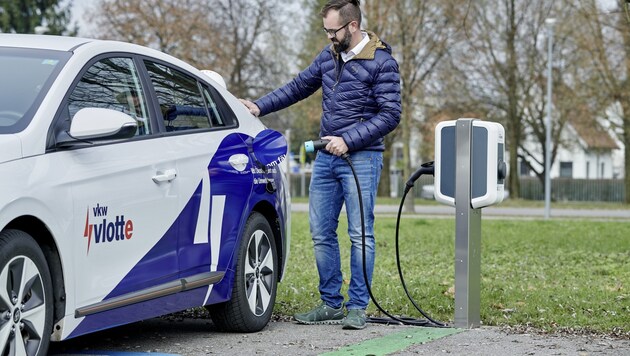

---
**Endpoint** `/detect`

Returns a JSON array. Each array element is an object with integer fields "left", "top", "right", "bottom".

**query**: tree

[
  {"left": 276, "top": 0, "right": 328, "bottom": 155},
  {"left": 431, "top": 0, "right": 627, "bottom": 202},
  {"left": 87, "top": 0, "right": 290, "bottom": 100},
  {"left": 571, "top": 0, "right": 630, "bottom": 203},
  {"left": 0, "top": 0, "right": 75, "bottom": 34},
  {"left": 209, "top": 0, "right": 293, "bottom": 99},
  {"left": 439, "top": 1, "right": 572, "bottom": 198},
  {"left": 520, "top": 2, "right": 612, "bottom": 189},
  {"left": 452, "top": 0, "right": 535, "bottom": 199},
  {"left": 364, "top": 1, "right": 466, "bottom": 207}
]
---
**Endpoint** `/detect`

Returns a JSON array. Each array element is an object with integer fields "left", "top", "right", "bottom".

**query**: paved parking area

[{"left": 49, "top": 318, "right": 629, "bottom": 355}]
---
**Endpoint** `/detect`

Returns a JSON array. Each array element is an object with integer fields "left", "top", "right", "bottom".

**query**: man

[{"left": 240, "top": 0, "right": 400, "bottom": 330}]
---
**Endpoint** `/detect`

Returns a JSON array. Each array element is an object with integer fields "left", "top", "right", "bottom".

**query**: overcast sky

[
  {"left": 68, "top": 0, "right": 621, "bottom": 38},
  {"left": 69, "top": 0, "right": 97, "bottom": 36}
]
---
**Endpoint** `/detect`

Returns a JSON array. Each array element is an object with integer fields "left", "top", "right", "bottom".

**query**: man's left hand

[{"left": 321, "top": 136, "right": 348, "bottom": 156}]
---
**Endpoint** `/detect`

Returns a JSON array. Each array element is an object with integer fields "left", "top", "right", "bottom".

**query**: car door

[
  {"left": 142, "top": 60, "right": 249, "bottom": 302},
  {"left": 56, "top": 56, "right": 182, "bottom": 310}
]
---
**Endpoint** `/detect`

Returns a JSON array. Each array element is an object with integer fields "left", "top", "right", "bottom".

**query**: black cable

[
  {"left": 396, "top": 182, "right": 446, "bottom": 327},
  {"left": 341, "top": 155, "right": 446, "bottom": 327}
]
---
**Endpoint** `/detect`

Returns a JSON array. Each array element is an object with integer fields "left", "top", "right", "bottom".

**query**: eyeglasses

[{"left": 322, "top": 21, "right": 352, "bottom": 37}]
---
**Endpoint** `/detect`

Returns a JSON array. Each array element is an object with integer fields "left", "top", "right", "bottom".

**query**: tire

[
  {"left": 0, "top": 230, "right": 53, "bottom": 356},
  {"left": 208, "top": 212, "right": 278, "bottom": 332}
]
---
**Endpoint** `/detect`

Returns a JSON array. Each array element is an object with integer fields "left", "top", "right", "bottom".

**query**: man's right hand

[{"left": 239, "top": 99, "right": 261, "bottom": 117}]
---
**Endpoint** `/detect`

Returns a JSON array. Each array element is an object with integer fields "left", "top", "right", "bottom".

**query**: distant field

[{"left": 276, "top": 212, "right": 630, "bottom": 336}]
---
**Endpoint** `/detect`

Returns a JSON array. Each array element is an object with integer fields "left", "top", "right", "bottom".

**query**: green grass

[{"left": 275, "top": 213, "right": 630, "bottom": 335}]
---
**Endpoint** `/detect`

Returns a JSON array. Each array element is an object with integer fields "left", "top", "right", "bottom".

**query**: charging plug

[
  {"left": 304, "top": 139, "right": 330, "bottom": 153},
  {"left": 405, "top": 161, "right": 435, "bottom": 192}
]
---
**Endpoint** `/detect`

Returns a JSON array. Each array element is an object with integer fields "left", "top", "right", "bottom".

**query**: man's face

[{"left": 323, "top": 10, "right": 352, "bottom": 53}]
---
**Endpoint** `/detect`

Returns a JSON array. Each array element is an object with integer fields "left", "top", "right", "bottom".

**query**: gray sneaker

[
  {"left": 342, "top": 309, "right": 367, "bottom": 330},
  {"left": 294, "top": 303, "right": 344, "bottom": 325}
]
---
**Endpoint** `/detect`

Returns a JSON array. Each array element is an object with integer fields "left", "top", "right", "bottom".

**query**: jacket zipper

[
  {"left": 333, "top": 57, "right": 346, "bottom": 91},
  {"left": 331, "top": 53, "right": 346, "bottom": 123}
]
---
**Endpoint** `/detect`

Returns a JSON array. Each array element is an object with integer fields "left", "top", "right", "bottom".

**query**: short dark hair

[{"left": 320, "top": 0, "right": 361, "bottom": 27}]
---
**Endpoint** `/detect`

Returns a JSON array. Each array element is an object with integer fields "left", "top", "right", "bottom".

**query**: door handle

[{"left": 152, "top": 169, "right": 177, "bottom": 183}]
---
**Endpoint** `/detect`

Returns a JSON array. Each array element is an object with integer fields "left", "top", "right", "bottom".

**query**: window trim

[
  {"left": 201, "top": 82, "right": 239, "bottom": 128},
  {"left": 46, "top": 52, "right": 163, "bottom": 151},
  {"left": 140, "top": 57, "right": 238, "bottom": 136},
  {"left": 46, "top": 52, "right": 240, "bottom": 152}
]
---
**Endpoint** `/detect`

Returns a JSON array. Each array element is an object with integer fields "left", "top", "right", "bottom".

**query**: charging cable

[{"left": 304, "top": 140, "right": 446, "bottom": 327}]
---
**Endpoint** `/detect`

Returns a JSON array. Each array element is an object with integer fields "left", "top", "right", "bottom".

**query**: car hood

[{"left": 0, "top": 135, "right": 22, "bottom": 164}]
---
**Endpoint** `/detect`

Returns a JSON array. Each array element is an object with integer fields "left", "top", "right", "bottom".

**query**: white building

[
  {"left": 520, "top": 118, "right": 620, "bottom": 179},
  {"left": 412, "top": 108, "right": 622, "bottom": 184}
]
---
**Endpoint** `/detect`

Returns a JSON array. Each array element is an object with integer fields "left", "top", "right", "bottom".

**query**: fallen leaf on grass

[{"left": 444, "top": 286, "right": 455, "bottom": 298}]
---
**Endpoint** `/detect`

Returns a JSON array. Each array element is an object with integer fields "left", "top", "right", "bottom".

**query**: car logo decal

[{"left": 83, "top": 204, "right": 134, "bottom": 255}]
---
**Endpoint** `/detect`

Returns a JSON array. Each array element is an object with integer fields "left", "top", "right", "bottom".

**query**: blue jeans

[{"left": 309, "top": 150, "right": 383, "bottom": 310}]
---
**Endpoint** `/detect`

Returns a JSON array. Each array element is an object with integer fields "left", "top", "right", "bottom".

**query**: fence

[
  {"left": 519, "top": 177, "right": 626, "bottom": 202},
  {"left": 289, "top": 173, "right": 627, "bottom": 202},
  {"left": 288, "top": 173, "right": 435, "bottom": 199}
]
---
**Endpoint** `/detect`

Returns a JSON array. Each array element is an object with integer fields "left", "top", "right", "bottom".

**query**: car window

[
  {"left": 144, "top": 61, "right": 212, "bottom": 132},
  {"left": 201, "top": 85, "right": 236, "bottom": 127},
  {"left": 65, "top": 57, "right": 152, "bottom": 136}
]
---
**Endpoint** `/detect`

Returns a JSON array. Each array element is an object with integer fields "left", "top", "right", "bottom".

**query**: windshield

[{"left": 0, "top": 47, "right": 70, "bottom": 134}]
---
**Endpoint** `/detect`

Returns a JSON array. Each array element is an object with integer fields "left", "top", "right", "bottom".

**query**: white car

[
  {"left": 420, "top": 184, "right": 435, "bottom": 200},
  {"left": 0, "top": 34, "right": 290, "bottom": 355}
]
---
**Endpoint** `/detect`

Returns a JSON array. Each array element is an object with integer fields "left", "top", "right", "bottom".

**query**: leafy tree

[{"left": 0, "top": 0, "right": 75, "bottom": 34}]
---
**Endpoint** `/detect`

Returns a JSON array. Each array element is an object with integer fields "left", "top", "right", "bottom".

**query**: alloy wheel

[
  {"left": 0, "top": 256, "right": 46, "bottom": 356},
  {"left": 244, "top": 230, "right": 275, "bottom": 317}
]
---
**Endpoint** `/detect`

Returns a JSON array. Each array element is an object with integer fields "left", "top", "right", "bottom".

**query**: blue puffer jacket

[{"left": 255, "top": 31, "right": 401, "bottom": 152}]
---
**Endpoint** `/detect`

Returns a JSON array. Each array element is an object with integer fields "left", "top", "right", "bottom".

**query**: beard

[{"left": 332, "top": 30, "right": 352, "bottom": 53}]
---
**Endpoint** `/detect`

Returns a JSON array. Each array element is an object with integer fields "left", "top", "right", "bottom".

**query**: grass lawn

[{"left": 275, "top": 212, "right": 629, "bottom": 336}]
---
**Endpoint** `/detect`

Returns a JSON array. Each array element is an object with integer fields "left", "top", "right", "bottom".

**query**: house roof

[
  {"left": 425, "top": 107, "right": 618, "bottom": 151},
  {"left": 569, "top": 118, "right": 618, "bottom": 150}
]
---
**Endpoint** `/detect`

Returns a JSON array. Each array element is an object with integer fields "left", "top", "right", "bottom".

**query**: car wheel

[
  {"left": 208, "top": 212, "right": 278, "bottom": 332},
  {"left": 0, "top": 230, "right": 53, "bottom": 356}
]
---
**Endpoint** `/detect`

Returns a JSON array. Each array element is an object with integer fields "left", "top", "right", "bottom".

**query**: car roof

[
  {"left": 0, "top": 34, "right": 206, "bottom": 77},
  {"left": 0, "top": 34, "right": 94, "bottom": 51}
]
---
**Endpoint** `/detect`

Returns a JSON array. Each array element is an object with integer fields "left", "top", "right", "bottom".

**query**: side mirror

[
  {"left": 56, "top": 108, "right": 137, "bottom": 147},
  {"left": 252, "top": 129, "right": 287, "bottom": 168}
]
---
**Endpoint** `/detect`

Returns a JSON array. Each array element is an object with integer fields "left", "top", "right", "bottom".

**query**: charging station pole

[{"left": 454, "top": 119, "right": 481, "bottom": 328}]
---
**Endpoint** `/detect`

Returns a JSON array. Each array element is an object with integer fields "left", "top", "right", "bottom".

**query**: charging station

[
  {"left": 303, "top": 118, "right": 506, "bottom": 329},
  {"left": 434, "top": 118, "right": 506, "bottom": 328}
]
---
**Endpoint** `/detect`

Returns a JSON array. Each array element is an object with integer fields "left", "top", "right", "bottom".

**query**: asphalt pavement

[
  {"left": 291, "top": 202, "right": 630, "bottom": 219},
  {"left": 49, "top": 317, "right": 630, "bottom": 355}
]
